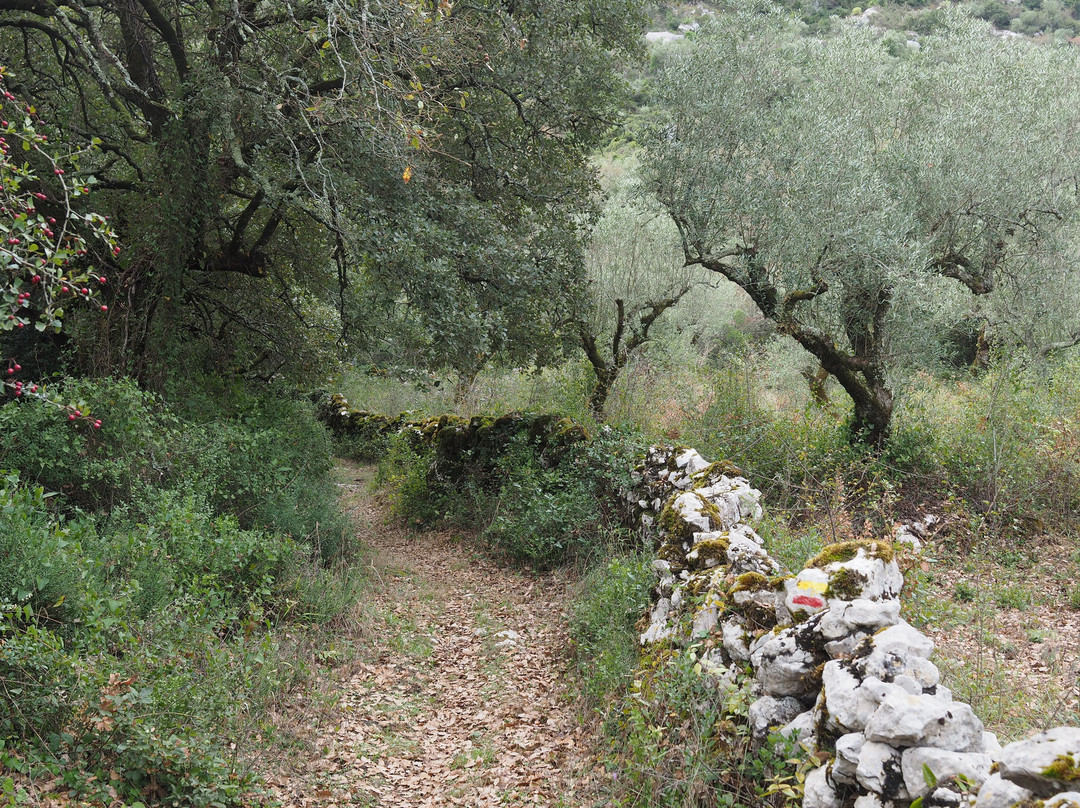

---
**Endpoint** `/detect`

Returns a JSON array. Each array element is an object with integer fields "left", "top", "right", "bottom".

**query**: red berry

[
  {"left": 5, "top": 368, "right": 13, "bottom": 375},
  {"left": 98, "top": 276, "right": 106, "bottom": 283},
  {"left": 31, "top": 275, "right": 40, "bottom": 284},
  {"left": 100, "top": 305, "right": 108, "bottom": 312},
  {"left": 61, "top": 286, "right": 68, "bottom": 293},
  {"left": 13, "top": 364, "right": 20, "bottom": 371},
  {"left": 68, "top": 413, "right": 76, "bottom": 421},
  {"left": 80, "top": 288, "right": 89, "bottom": 295}
]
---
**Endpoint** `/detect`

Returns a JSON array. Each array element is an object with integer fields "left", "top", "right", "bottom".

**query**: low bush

[
  {"left": 0, "top": 377, "right": 170, "bottom": 509},
  {"left": 0, "top": 377, "right": 363, "bottom": 805},
  {"left": 600, "top": 645, "right": 808, "bottom": 808},
  {"left": 570, "top": 553, "right": 655, "bottom": 705}
]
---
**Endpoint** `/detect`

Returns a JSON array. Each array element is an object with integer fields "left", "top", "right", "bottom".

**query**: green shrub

[
  {"left": 602, "top": 647, "right": 808, "bottom": 808},
  {"left": 169, "top": 387, "right": 352, "bottom": 562},
  {"left": 0, "top": 377, "right": 171, "bottom": 510},
  {"left": 0, "top": 473, "right": 95, "bottom": 625},
  {"left": 481, "top": 433, "right": 611, "bottom": 568},
  {"left": 376, "top": 432, "right": 470, "bottom": 526},
  {"left": 570, "top": 553, "right": 655, "bottom": 704},
  {"left": 95, "top": 490, "right": 300, "bottom": 619}
]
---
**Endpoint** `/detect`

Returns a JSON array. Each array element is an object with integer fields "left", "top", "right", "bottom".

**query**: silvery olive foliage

[{"left": 644, "top": 3, "right": 1080, "bottom": 444}]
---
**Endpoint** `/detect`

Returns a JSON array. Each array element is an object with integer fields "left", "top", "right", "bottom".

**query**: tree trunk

[{"left": 588, "top": 368, "right": 617, "bottom": 421}]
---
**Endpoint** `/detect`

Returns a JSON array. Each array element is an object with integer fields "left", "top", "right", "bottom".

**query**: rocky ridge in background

[{"left": 632, "top": 445, "right": 1080, "bottom": 808}]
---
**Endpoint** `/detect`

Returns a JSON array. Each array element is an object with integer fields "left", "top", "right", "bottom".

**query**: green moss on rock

[
  {"left": 807, "top": 540, "right": 895, "bottom": 569},
  {"left": 825, "top": 567, "right": 869, "bottom": 600},
  {"left": 1042, "top": 754, "right": 1080, "bottom": 782},
  {"left": 732, "top": 572, "right": 770, "bottom": 593}
]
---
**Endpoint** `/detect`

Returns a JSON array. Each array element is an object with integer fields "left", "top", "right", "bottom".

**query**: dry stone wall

[{"left": 633, "top": 445, "right": 1080, "bottom": 808}]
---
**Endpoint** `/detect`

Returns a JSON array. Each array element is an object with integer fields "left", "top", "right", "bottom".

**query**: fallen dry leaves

[{"left": 262, "top": 465, "right": 608, "bottom": 807}]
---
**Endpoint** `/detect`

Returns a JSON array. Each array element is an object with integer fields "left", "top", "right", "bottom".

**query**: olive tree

[
  {"left": 643, "top": 5, "right": 1080, "bottom": 445},
  {"left": 576, "top": 180, "right": 704, "bottom": 419}
]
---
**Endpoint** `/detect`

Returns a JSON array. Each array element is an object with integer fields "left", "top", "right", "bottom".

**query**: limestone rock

[
  {"left": 779, "top": 709, "right": 817, "bottom": 749},
  {"left": 833, "top": 732, "right": 865, "bottom": 785},
  {"left": 856, "top": 740, "right": 908, "bottom": 799},
  {"left": 870, "top": 621, "right": 935, "bottom": 659},
  {"left": 853, "top": 795, "right": 884, "bottom": 808},
  {"left": 785, "top": 568, "right": 830, "bottom": 616},
  {"left": 923, "top": 785, "right": 976, "bottom": 808},
  {"left": 1043, "top": 792, "right": 1080, "bottom": 808},
  {"left": 998, "top": 727, "right": 1080, "bottom": 797},
  {"left": 692, "top": 595, "right": 720, "bottom": 639},
  {"left": 817, "top": 598, "right": 903, "bottom": 657},
  {"left": 749, "top": 695, "right": 805, "bottom": 741},
  {"left": 821, "top": 662, "right": 897, "bottom": 734},
  {"left": 814, "top": 543, "right": 903, "bottom": 602},
  {"left": 751, "top": 627, "right": 825, "bottom": 698},
  {"left": 973, "top": 772, "right": 1033, "bottom": 808},
  {"left": 721, "top": 616, "right": 752, "bottom": 662},
  {"left": 865, "top": 691, "right": 985, "bottom": 752},
  {"left": 727, "top": 526, "right": 779, "bottom": 576},
  {"left": 641, "top": 597, "right": 674, "bottom": 644},
  {"left": 804, "top": 765, "right": 841, "bottom": 808},
  {"left": 652, "top": 559, "right": 676, "bottom": 598},
  {"left": 902, "top": 747, "right": 993, "bottom": 797}
]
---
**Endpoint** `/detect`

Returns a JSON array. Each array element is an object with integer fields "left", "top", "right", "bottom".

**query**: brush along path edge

[{"left": 264, "top": 463, "right": 603, "bottom": 808}]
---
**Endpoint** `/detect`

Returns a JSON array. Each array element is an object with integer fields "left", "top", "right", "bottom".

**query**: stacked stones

[{"left": 634, "top": 446, "right": 1080, "bottom": 808}]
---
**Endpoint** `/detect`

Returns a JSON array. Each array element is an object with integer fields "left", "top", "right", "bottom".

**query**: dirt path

[{"left": 265, "top": 464, "right": 607, "bottom": 808}]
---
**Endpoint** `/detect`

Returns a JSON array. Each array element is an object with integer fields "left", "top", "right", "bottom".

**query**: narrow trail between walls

[{"left": 265, "top": 463, "right": 608, "bottom": 808}]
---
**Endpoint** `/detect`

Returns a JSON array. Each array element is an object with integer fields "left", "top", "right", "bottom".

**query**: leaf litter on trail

[{"left": 263, "top": 464, "right": 607, "bottom": 807}]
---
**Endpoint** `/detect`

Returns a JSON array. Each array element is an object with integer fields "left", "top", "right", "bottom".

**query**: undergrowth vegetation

[
  {"left": 0, "top": 377, "right": 360, "bottom": 807},
  {"left": 372, "top": 423, "right": 648, "bottom": 568}
]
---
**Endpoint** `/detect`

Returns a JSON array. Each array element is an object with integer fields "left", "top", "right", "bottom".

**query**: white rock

[
  {"left": 821, "top": 662, "right": 898, "bottom": 734},
  {"left": 692, "top": 606, "right": 718, "bottom": 640},
  {"left": 722, "top": 617, "right": 753, "bottom": 662},
  {"left": 857, "top": 741, "right": 909, "bottom": 799},
  {"left": 779, "top": 709, "right": 817, "bottom": 749},
  {"left": 818, "top": 545, "right": 903, "bottom": 602},
  {"left": 817, "top": 598, "right": 902, "bottom": 656},
  {"left": 974, "top": 772, "right": 1033, "bottom": 808},
  {"left": 998, "top": 727, "right": 1080, "bottom": 797},
  {"left": 871, "top": 621, "right": 935, "bottom": 659},
  {"left": 671, "top": 492, "right": 713, "bottom": 532},
  {"left": 727, "top": 529, "right": 780, "bottom": 576},
  {"left": 751, "top": 628, "right": 824, "bottom": 698},
  {"left": 865, "top": 691, "right": 985, "bottom": 752},
  {"left": 895, "top": 527, "right": 923, "bottom": 551},
  {"left": 1043, "top": 792, "right": 1080, "bottom": 808},
  {"left": 861, "top": 645, "right": 941, "bottom": 690},
  {"left": 902, "top": 748, "right": 993, "bottom": 797},
  {"left": 854, "top": 795, "right": 884, "bottom": 808},
  {"left": 804, "top": 765, "right": 841, "bottom": 808},
  {"left": 749, "top": 696, "right": 805, "bottom": 740},
  {"left": 675, "top": 449, "right": 710, "bottom": 475},
  {"left": 785, "top": 568, "right": 830, "bottom": 616},
  {"left": 833, "top": 733, "right": 865, "bottom": 785},
  {"left": 983, "top": 732, "right": 1003, "bottom": 759},
  {"left": 640, "top": 597, "right": 674, "bottom": 644}
]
